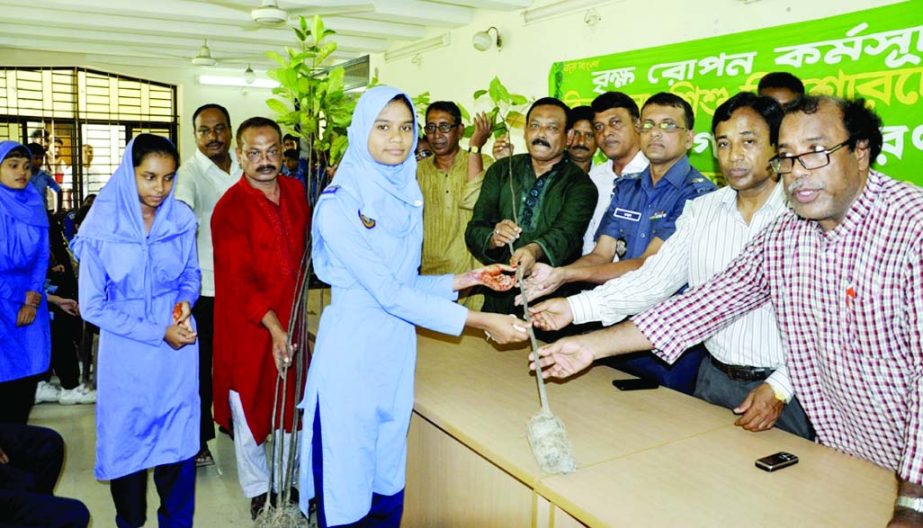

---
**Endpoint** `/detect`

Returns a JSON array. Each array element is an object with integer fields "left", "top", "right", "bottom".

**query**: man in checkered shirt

[{"left": 532, "top": 95, "right": 923, "bottom": 526}]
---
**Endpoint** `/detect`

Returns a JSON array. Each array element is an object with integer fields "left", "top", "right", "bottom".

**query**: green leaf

[
  {"left": 316, "top": 42, "right": 338, "bottom": 65},
  {"left": 507, "top": 110, "right": 526, "bottom": 129},
  {"left": 327, "top": 66, "right": 345, "bottom": 94},
  {"left": 457, "top": 102, "right": 470, "bottom": 122},
  {"left": 294, "top": 27, "right": 307, "bottom": 43},
  {"left": 265, "top": 50, "right": 288, "bottom": 67},
  {"left": 329, "top": 134, "right": 349, "bottom": 165},
  {"left": 488, "top": 76, "right": 510, "bottom": 104},
  {"left": 473, "top": 89, "right": 487, "bottom": 100},
  {"left": 510, "top": 94, "right": 528, "bottom": 105},
  {"left": 299, "top": 15, "right": 307, "bottom": 33},
  {"left": 462, "top": 125, "right": 474, "bottom": 138},
  {"left": 266, "top": 98, "right": 291, "bottom": 116},
  {"left": 312, "top": 15, "right": 325, "bottom": 46},
  {"left": 492, "top": 124, "right": 508, "bottom": 138}
]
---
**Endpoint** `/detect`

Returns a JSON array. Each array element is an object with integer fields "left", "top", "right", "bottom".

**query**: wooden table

[{"left": 306, "top": 290, "right": 895, "bottom": 527}]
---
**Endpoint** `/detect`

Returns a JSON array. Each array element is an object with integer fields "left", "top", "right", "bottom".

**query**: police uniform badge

[{"left": 358, "top": 210, "right": 376, "bottom": 229}]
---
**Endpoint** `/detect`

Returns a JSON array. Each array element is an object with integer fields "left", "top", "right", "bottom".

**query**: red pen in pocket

[{"left": 845, "top": 284, "right": 856, "bottom": 309}]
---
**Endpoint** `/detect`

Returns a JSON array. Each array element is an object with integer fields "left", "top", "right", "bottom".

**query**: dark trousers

[
  {"left": 49, "top": 309, "right": 82, "bottom": 389},
  {"left": 603, "top": 344, "right": 708, "bottom": 395},
  {"left": 0, "top": 423, "right": 89, "bottom": 528},
  {"left": 0, "top": 375, "right": 38, "bottom": 424},
  {"left": 312, "top": 404, "right": 403, "bottom": 528},
  {"left": 109, "top": 457, "right": 195, "bottom": 528},
  {"left": 694, "top": 357, "right": 815, "bottom": 440},
  {"left": 194, "top": 296, "right": 215, "bottom": 448}
]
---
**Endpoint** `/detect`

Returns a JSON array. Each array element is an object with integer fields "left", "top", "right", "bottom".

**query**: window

[{"left": 0, "top": 67, "right": 177, "bottom": 209}]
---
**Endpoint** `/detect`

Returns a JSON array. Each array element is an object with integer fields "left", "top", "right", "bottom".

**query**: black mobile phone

[
  {"left": 612, "top": 378, "right": 659, "bottom": 391},
  {"left": 755, "top": 451, "right": 799, "bottom": 472}
]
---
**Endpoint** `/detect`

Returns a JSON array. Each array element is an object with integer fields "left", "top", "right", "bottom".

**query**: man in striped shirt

[
  {"left": 533, "top": 95, "right": 923, "bottom": 525},
  {"left": 530, "top": 92, "right": 813, "bottom": 438}
]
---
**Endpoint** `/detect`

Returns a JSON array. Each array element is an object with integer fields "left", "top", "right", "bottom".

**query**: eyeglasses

[
  {"left": 415, "top": 149, "right": 433, "bottom": 161},
  {"left": 423, "top": 122, "right": 458, "bottom": 134},
  {"left": 196, "top": 124, "right": 228, "bottom": 137},
  {"left": 244, "top": 148, "right": 282, "bottom": 162},
  {"left": 639, "top": 121, "right": 686, "bottom": 134},
  {"left": 770, "top": 139, "right": 850, "bottom": 174}
]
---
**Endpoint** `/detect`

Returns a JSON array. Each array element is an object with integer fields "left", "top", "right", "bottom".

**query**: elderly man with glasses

[
  {"left": 520, "top": 92, "right": 715, "bottom": 393},
  {"left": 416, "top": 101, "right": 493, "bottom": 309},
  {"left": 534, "top": 95, "right": 923, "bottom": 527}
]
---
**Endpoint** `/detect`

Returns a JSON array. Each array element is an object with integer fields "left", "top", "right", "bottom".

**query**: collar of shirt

[
  {"left": 717, "top": 178, "right": 787, "bottom": 221},
  {"left": 641, "top": 155, "right": 691, "bottom": 193},
  {"left": 192, "top": 147, "right": 241, "bottom": 177},
  {"left": 421, "top": 149, "right": 468, "bottom": 176}
]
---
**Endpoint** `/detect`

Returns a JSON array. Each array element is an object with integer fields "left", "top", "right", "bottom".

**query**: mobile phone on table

[
  {"left": 755, "top": 451, "right": 799, "bottom": 472},
  {"left": 612, "top": 378, "right": 659, "bottom": 391}
]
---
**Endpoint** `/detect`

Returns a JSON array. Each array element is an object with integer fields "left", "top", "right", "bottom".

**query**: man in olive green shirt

[
  {"left": 418, "top": 101, "right": 493, "bottom": 309},
  {"left": 466, "top": 97, "right": 598, "bottom": 314}
]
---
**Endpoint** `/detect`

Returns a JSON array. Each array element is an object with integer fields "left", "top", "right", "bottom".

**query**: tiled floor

[{"left": 30, "top": 402, "right": 253, "bottom": 527}]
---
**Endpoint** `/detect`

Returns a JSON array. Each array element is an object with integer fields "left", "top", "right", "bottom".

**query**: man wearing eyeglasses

[
  {"left": 174, "top": 103, "right": 242, "bottom": 468},
  {"left": 211, "top": 117, "right": 310, "bottom": 517},
  {"left": 582, "top": 92, "right": 649, "bottom": 256},
  {"left": 417, "top": 101, "right": 492, "bottom": 309},
  {"left": 534, "top": 96, "right": 923, "bottom": 525},
  {"left": 521, "top": 92, "right": 715, "bottom": 393}
]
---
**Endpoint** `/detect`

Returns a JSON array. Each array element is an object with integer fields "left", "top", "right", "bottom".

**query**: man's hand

[
  {"left": 528, "top": 298, "right": 574, "bottom": 331},
  {"left": 469, "top": 112, "right": 492, "bottom": 150},
  {"left": 491, "top": 219, "right": 521, "bottom": 249},
  {"left": 48, "top": 295, "right": 79, "bottom": 317},
  {"left": 733, "top": 383, "right": 784, "bottom": 432},
  {"left": 270, "top": 328, "right": 293, "bottom": 376},
  {"left": 0, "top": 446, "right": 8, "bottom": 464},
  {"left": 531, "top": 336, "right": 595, "bottom": 379},
  {"left": 511, "top": 246, "right": 541, "bottom": 278},
  {"left": 165, "top": 324, "right": 197, "bottom": 350},
  {"left": 24, "top": 291, "right": 41, "bottom": 308},
  {"left": 516, "top": 263, "right": 566, "bottom": 304},
  {"left": 492, "top": 134, "right": 513, "bottom": 160},
  {"left": 16, "top": 305, "right": 36, "bottom": 327}
]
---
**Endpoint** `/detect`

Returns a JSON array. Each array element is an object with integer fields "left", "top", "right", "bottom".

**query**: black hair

[
  {"left": 711, "top": 92, "right": 784, "bottom": 146},
  {"left": 283, "top": 133, "right": 298, "bottom": 143},
  {"left": 235, "top": 116, "right": 283, "bottom": 146},
  {"left": 425, "top": 101, "right": 462, "bottom": 126},
  {"left": 526, "top": 97, "right": 570, "bottom": 123},
  {"left": 643, "top": 92, "right": 695, "bottom": 129},
  {"left": 566, "top": 105, "right": 595, "bottom": 131},
  {"left": 192, "top": 103, "right": 232, "bottom": 128},
  {"left": 26, "top": 142, "right": 45, "bottom": 157},
  {"left": 590, "top": 91, "right": 640, "bottom": 121},
  {"left": 130, "top": 133, "right": 179, "bottom": 168},
  {"left": 53, "top": 137, "right": 64, "bottom": 146},
  {"left": 784, "top": 95, "right": 883, "bottom": 165},
  {"left": 30, "top": 129, "right": 50, "bottom": 141},
  {"left": 284, "top": 148, "right": 299, "bottom": 161},
  {"left": 388, "top": 94, "right": 414, "bottom": 113},
  {"left": 757, "top": 72, "right": 805, "bottom": 96}
]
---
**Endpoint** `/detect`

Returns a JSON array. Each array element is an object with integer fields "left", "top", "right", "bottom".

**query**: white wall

[
  {"left": 0, "top": 48, "right": 276, "bottom": 160},
  {"left": 376, "top": 0, "right": 904, "bottom": 142}
]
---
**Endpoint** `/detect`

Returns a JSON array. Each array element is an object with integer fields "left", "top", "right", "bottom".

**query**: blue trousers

[
  {"left": 109, "top": 457, "right": 195, "bottom": 528},
  {"left": 604, "top": 344, "right": 708, "bottom": 395},
  {"left": 312, "top": 404, "right": 404, "bottom": 528},
  {"left": 0, "top": 423, "right": 89, "bottom": 527}
]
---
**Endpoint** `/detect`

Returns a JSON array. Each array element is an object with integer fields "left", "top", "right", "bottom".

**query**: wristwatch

[
  {"left": 896, "top": 496, "right": 923, "bottom": 513},
  {"left": 468, "top": 145, "right": 482, "bottom": 154}
]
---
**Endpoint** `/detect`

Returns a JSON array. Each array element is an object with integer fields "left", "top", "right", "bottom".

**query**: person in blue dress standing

[
  {"left": 299, "top": 86, "right": 529, "bottom": 527},
  {"left": 0, "top": 141, "right": 50, "bottom": 425},
  {"left": 73, "top": 134, "right": 201, "bottom": 528}
]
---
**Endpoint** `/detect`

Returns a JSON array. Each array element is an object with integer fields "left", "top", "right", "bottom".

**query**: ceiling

[{"left": 0, "top": 0, "right": 532, "bottom": 72}]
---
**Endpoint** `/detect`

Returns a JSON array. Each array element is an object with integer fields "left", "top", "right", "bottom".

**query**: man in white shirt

[
  {"left": 174, "top": 103, "right": 243, "bottom": 465},
  {"left": 530, "top": 92, "right": 813, "bottom": 438},
  {"left": 582, "top": 92, "right": 649, "bottom": 255}
]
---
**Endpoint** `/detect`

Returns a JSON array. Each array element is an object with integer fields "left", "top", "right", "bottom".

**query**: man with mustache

[
  {"left": 522, "top": 92, "right": 715, "bottom": 393},
  {"left": 211, "top": 117, "right": 310, "bottom": 517},
  {"left": 529, "top": 92, "right": 813, "bottom": 438},
  {"left": 418, "top": 101, "right": 493, "bottom": 309},
  {"left": 533, "top": 96, "right": 923, "bottom": 526},
  {"left": 174, "top": 103, "right": 242, "bottom": 468},
  {"left": 466, "top": 97, "right": 597, "bottom": 315}
]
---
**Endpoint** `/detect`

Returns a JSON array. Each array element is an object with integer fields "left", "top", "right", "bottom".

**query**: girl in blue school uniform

[
  {"left": 300, "top": 86, "right": 528, "bottom": 527},
  {"left": 73, "top": 134, "right": 200, "bottom": 528}
]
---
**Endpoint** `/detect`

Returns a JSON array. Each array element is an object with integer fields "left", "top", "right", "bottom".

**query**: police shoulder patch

[{"left": 322, "top": 185, "right": 340, "bottom": 195}]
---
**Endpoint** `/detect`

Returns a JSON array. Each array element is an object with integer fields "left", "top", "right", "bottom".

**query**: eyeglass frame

[
  {"left": 769, "top": 139, "right": 851, "bottom": 174},
  {"left": 423, "top": 122, "right": 461, "bottom": 134},
  {"left": 243, "top": 147, "right": 282, "bottom": 163},
  {"left": 638, "top": 120, "right": 687, "bottom": 134}
]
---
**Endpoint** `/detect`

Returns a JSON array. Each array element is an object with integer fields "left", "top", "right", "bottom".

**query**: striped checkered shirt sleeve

[
  {"left": 899, "top": 234, "right": 923, "bottom": 483},
  {"left": 632, "top": 227, "right": 773, "bottom": 363}
]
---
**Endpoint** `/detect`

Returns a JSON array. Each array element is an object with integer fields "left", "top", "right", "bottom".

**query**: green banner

[{"left": 549, "top": 1, "right": 923, "bottom": 186}]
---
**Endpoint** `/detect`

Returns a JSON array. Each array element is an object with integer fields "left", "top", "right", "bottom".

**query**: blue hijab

[
  {"left": 332, "top": 86, "right": 422, "bottom": 233},
  {"left": 0, "top": 141, "right": 48, "bottom": 228},
  {"left": 74, "top": 137, "right": 195, "bottom": 247}
]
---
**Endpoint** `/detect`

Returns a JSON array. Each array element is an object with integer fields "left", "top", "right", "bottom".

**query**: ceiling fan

[{"left": 204, "top": 0, "right": 375, "bottom": 26}]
